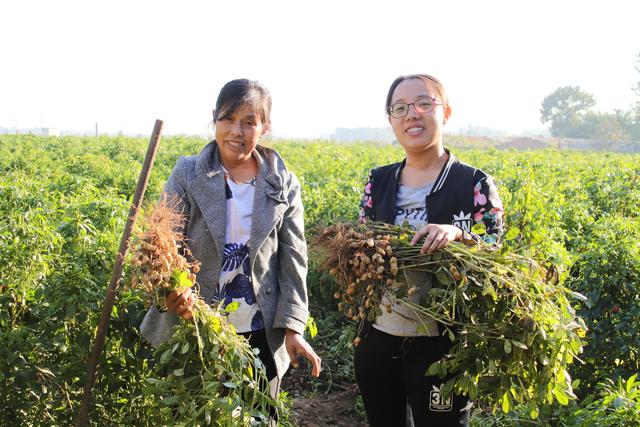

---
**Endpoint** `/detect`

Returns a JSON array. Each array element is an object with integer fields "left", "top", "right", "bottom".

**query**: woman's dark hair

[
  {"left": 385, "top": 74, "right": 449, "bottom": 114},
  {"left": 213, "top": 79, "right": 272, "bottom": 124}
]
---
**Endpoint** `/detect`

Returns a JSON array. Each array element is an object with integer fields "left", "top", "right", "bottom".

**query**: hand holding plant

[{"left": 128, "top": 198, "right": 282, "bottom": 425}]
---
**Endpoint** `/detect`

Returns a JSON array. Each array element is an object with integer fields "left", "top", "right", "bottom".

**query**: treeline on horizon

[{"left": 540, "top": 53, "right": 640, "bottom": 147}]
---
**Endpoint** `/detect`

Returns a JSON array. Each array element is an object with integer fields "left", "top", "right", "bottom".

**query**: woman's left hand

[
  {"left": 284, "top": 329, "right": 322, "bottom": 377},
  {"left": 410, "top": 224, "right": 462, "bottom": 254}
]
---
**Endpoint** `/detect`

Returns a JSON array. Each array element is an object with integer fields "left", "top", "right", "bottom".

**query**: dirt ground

[
  {"left": 282, "top": 368, "right": 367, "bottom": 426},
  {"left": 290, "top": 386, "right": 366, "bottom": 427}
]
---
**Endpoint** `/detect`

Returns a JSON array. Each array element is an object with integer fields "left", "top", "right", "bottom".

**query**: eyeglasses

[{"left": 386, "top": 97, "right": 442, "bottom": 118}]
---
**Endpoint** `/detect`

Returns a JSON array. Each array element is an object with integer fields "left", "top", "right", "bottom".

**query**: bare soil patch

[{"left": 282, "top": 366, "right": 366, "bottom": 426}]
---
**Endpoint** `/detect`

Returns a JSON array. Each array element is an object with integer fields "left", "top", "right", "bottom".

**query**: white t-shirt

[
  {"left": 373, "top": 181, "right": 439, "bottom": 337},
  {"left": 211, "top": 168, "right": 264, "bottom": 333}
]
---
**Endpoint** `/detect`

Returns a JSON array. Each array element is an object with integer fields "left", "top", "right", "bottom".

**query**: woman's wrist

[
  {"left": 285, "top": 328, "right": 300, "bottom": 337},
  {"left": 454, "top": 226, "right": 463, "bottom": 240}
]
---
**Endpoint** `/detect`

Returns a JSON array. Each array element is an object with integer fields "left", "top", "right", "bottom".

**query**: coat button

[{"left": 265, "top": 287, "right": 272, "bottom": 295}]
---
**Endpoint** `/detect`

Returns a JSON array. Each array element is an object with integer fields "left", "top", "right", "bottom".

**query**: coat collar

[
  {"left": 188, "top": 141, "right": 288, "bottom": 267},
  {"left": 249, "top": 145, "right": 288, "bottom": 266},
  {"left": 394, "top": 147, "right": 457, "bottom": 195},
  {"left": 431, "top": 148, "right": 456, "bottom": 193}
]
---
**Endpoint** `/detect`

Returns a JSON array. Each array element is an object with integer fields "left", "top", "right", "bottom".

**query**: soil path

[
  {"left": 282, "top": 368, "right": 367, "bottom": 426},
  {"left": 290, "top": 386, "right": 366, "bottom": 427}
]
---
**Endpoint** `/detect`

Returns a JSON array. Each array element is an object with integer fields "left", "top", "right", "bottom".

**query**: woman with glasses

[
  {"left": 355, "top": 74, "right": 503, "bottom": 426},
  {"left": 140, "top": 79, "right": 321, "bottom": 421}
]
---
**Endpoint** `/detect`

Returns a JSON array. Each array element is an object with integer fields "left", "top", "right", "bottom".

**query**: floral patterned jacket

[{"left": 359, "top": 150, "right": 504, "bottom": 244}]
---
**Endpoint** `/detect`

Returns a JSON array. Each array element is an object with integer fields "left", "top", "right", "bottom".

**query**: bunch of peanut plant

[
  {"left": 129, "top": 199, "right": 278, "bottom": 426},
  {"left": 314, "top": 221, "right": 586, "bottom": 417}
]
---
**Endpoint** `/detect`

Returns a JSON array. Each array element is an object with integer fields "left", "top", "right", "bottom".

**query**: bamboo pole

[{"left": 76, "top": 119, "right": 164, "bottom": 426}]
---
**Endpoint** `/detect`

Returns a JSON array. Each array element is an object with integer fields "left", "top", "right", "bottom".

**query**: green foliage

[
  {"left": 0, "top": 135, "right": 639, "bottom": 424},
  {"left": 567, "top": 215, "right": 640, "bottom": 391},
  {"left": 144, "top": 308, "right": 276, "bottom": 426},
  {"left": 297, "top": 310, "right": 357, "bottom": 394},
  {"left": 566, "top": 374, "right": 640, "bottom": 427},
  {"left": 582, "top": 110, "right": 635, "bottom": 145},
  {"left": 0, "top": 165, "right": 154, "bottom": 424},
  {"left": 470, "top": 374, "right": 640, "bottom": 427},
  {"left": 318, "top": 221, "right": 585, "bottom": 415}
]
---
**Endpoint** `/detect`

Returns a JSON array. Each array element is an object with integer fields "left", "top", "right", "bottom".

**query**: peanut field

[{"left": 1, "top": 135, "right": 638, "bottom": 426}]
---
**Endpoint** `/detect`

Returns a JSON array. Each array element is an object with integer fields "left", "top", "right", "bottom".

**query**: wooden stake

[{"left": 76, "top": 119, "right": 163, "bottom": 426}]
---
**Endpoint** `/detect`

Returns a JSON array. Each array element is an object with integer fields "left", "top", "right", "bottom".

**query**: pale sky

[{"left": 1, "top": 0, "right": 639, "bottom": 138}]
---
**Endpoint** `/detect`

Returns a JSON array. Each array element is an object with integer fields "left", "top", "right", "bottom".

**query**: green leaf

[
  {"left": 569, "top": 291, "right": 588, "bottom": 302},
  {"left": 441, "top": 380, "right": 454, "bottom": 400},
  {"left": 178, "top": 271, "right": 193, "bottom": 288},
  {"left": 66, "top": 304, "right": 76, "bottom": 318},
  {"left": 246, "top": 364, "right": 253, "bottom": 379},
  {"left": 211, "top": 317, "right": 222, "bottom": 334},
  {"left": 627, "top": 374, "right": 637, "bottom": 394},
  {"left": 539, "top": 354, "right": 549, "bottom": 365},
  {"left": 305, "top": 316, "right": 318, "bottom": 339},
  {"left": 160, "top": 348, "right": 172, "bottom": 364},
  {"left": 171, "top": 269, "right": 193, "bottom": 288},
  {"left": 511, "top": 340, "right": 527, "bottom": 350},
  {"left": 501, "top": 391, "right": 510, "bottom": 413},
  {"left": 503, "top": 340, "right": 512, "bottom": 354},
  {"left": 504, "top": 227, "right": 519, "bottom": 241},
  {"left": 439, "top": 360, "right": 447, "bottom": 378},
  {"left": 163, "top": 395, "right": 183, "bottom": 405},
  {"left": 472, "top": 222, "right": 486, "bottom": 235},
  {"left": 482, "top": 282, "right": 497, "bottom": 300},
  {"left": 426, "top": 361, "right": 440, "bottom": 376},
  {"left": 181, "top": 341, "right": 190, "bottom": 354},
  {"left": 435, "top": 267, "right": 453, "bottom": 285},
  {"left": 447, "top": 329, "right": 455, "bottom": 342},
  {"left": 171, "top": 269, "right": 182, "bottom": 285},
  {"left": 173, "top": 368, "right": 184, "bottom": 377},
  {"left": 553, "top": 385, "right": 569, "bottom": 405},
  {"left": 224, "top": 302, "right": 240, "bottom": 313}
]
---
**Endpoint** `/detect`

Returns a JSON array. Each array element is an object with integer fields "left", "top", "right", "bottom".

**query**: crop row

[{"left": 0, "top": 135, "right": 638, "bottom": 425}]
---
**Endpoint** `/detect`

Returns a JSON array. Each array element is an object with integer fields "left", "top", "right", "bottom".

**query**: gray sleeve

[
  {"left": 139, "top": 306, "right": 180, "bottom": 348},
  {"left": 272, "top": 172, "right": 309, "bottom": 334}
]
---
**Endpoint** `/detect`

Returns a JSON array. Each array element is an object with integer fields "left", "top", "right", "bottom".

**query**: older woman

[{"left": 141, "top": 79, "right": 320, "bottom": 407}]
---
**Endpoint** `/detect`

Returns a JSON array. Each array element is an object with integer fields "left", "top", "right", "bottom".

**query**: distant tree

[
  {"left": 582, "top": 110, "right": 634, "bottom": 146},
  {"left": 540, "top": 86, "right": 596, "bottom": 137}
]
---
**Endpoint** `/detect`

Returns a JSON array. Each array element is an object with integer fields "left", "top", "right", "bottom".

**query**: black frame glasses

[{"left": 386, "top": 97, "right": 442, "bottom": 118}]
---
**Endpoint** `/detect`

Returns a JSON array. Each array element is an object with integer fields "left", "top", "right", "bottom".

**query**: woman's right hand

[
  {"left": 410, "top": 223, "right": 462, "bottom": 254},
  {"left": 165, "top": 288, "right": 195, "bottom": 320}
]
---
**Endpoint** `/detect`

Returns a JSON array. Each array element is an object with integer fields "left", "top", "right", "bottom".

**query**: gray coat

[{"left": 140, "top": 141, "right": 309, "bottom": 378}]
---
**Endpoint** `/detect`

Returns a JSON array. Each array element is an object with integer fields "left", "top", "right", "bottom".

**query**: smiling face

[
  {"left": 215, "top": 103, "right": 269, "bottom": 168},
  {"left": 388, "top": 77, "right": 451, "bottom": 155}
]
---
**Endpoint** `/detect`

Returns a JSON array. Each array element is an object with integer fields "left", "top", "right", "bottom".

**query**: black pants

[
  {"left": 240, "top": 329, "right": 280, "bottom": 422},
  {"left": 354, "top": 327, "right": 470, "bottom": 427}
]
